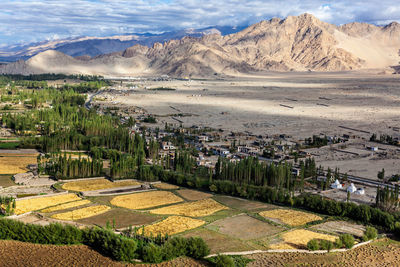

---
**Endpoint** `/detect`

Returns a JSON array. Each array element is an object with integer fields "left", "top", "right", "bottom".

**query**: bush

[
  {"left": 186, "top": 237, "right": 210, "bottom": 259},
  {"left": 142, "top": 243, "right": 164, "bottom": 263},
  {"left": 307, "top": 239, "right": 320, "bottom": 251},
  {"left": 83, "top": 228, "right": 137, "bottom": 262},
  {"left": 363, "top": 226, "right": 378, "bottom": 241},
  {"left": 161, "top": 237, "right": 188, "bottom": 260},
  {"left": 319, "top": 239, "right": 334, "bottom": 251},
  {"left": 334, "top": 238, "right": 343, "bottom": 249},
  {"left": 339, "top": 234, "right": 355, "bottom": 249},
  {"left": 214, "top": 254, "right": 235, "bottom": 267}
]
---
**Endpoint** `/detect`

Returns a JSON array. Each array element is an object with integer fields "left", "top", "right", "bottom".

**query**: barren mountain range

[{"left": 1, "top": 13, "right": 400, "bottom": 77}]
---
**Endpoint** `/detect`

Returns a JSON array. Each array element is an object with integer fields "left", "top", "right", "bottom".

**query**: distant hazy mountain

[
  {"left": 1, "top": 14, "right": 399, "bottom": 77},
  {"left": 0, "top": 26, "right": 245, "bottom": 62}
]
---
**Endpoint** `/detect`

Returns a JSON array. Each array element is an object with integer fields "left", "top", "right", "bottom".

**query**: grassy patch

[
  {"left": 76, "top": 208, "right": 162, "bottom": 229},
  {"left": 179, "top": 228, "right": 254, "bottom": 254},
  {"left": 0, "top": 174, "right": 15, "bottom": 187},
  {"left": 201, "top": 209, "right": 242, "bottom": 223},
  {"left": 0, "top": 142, "right": 19, "bottom": 149}
]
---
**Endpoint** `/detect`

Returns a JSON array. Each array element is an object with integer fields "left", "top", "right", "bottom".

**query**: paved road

[
  {"left": 345, "top": 174, "right": 396, "bottom": 189},
  {"left": 84, "top": 91, "right": 102, "bottom": 110}
]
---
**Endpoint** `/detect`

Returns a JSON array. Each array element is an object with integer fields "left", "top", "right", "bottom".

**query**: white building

[
  {"left": 347, "top": 183, "right": 357, "bottom": 193},
  {"left": 331, "top": 179, "right": 343, "bottom": 189},
  {"left": 161, "top": 142, "right": 175, "bottom": 150},
  {"left": 355, "top": 188, "right": 365, "bottom": 195}
]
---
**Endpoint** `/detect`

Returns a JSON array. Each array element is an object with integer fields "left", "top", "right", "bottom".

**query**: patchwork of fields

[{"left": 7, "top": 176, "right": 369, "bottom": 254}]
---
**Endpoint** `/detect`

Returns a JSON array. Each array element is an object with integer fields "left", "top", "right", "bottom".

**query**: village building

[
  {"left": 347, "top": 183, "right": 357, "bottom": 193},
  {"left": 331, "top": 179, "right": 343, "bottom": 189}
]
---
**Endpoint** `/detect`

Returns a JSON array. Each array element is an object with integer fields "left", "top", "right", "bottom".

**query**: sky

[{"left": 1, "top": 0, "right": 400, "bottom": 47}]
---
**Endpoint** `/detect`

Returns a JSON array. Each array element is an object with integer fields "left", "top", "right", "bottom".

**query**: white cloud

[{"left": 0, "top": 0, "right": 399, "bottom": 46}]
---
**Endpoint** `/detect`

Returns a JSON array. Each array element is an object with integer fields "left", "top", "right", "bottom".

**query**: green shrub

[
  {"left": 363, "top": 226, "right": 378, "bottom": 241},
  {"left": 83, "top": 228, "right": 137, "bottom": 262},
  {"left": 319, "top": 239, "right": 333, "bottom": 251},
  {"left": 339, "top": 234, "right": 355, "bottom": 249},
  {"left": 162, "top": 237, "right": 188, "bottom": 260},
  {"left": 214, "top": 254, "right": 235, "bottom": 267},
  {"left": 142, "top": 243, "right": 163, "bottom": 263},
  {"left": 334, "top": 238, "right": 343, "bottom": 249},
  {"left": 307, "top": 239, "right": 319, "bottom": 251},
  {"left": 186, "top": 237, "right": 210, "bottom": 259}
]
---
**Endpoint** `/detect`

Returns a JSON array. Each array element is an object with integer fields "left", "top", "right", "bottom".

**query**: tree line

[{"left": 0, "top": 218, "right": 209, "bottom": 264}]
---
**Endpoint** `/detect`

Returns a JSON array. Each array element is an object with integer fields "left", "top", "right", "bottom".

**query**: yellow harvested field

[
  {"left": 0, "top": 156, "right": 37, "bottom": 174},
  {"left": 15, "top": 194, "right": 81, "bottom": 215},
  {"left": 152, "top": 183, "right": 179, "bottom": 190},
  {"left": 150, "top": 198, "right": 228, "bottom": 217},
  {"left": 140, "top": 216, "right": 205, "bottom": 236},
  {"left": 259, "top": 209, "right": 322, "bottom": 226},
  {"left": 41, "top": 200, "right": 91, "bottom": 213},
  {"left": 110, "top": 191, "right": 183, "bottom": 210},
  {"left": 270, "top": 229, "right": 337, "bottom": 250},
  {"left": 51, "top": 205, "right": 111, "bottom": 221},
  {"left": 176, "top": 189, "right": 212, "bottom": 201},
  {"left": 62, "top": 179, "right": 140, "bottom": 191}
]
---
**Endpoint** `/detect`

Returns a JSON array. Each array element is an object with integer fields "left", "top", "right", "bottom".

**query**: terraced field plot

[
  {"left": 247, "top": 239, "right": 400, "bottom": 266},
  {"left": 311, "top": 220, "right": 366, "bottom": 237},
  {"left": 41, "top": 200, "right": 91, "bottom": 213},
  {"left": 207, "top": 214, "right": 283, "bottom": 240},
  {"left": 0, "top": 174, "right": 15, "bottom": 187},
  {"left": 15, "top": 194, "right": 81, "bottom": 215},
  {"left": 152, "top": 183, "right": 179, "bottom": 190},
  {"left": 180, "top": 228, "right": 255, "bottom": 254},
  {"left": 110, "top": 191, "right": 183, "bottom": 210},
  {"left": 270, "top": 229, "right": 337, "bottom": 250},
  {"left": 77, "top": 208, "right": 161, "bottom": 229},
  {"left": 140, "top": 216, "right": 205, "bottom": 236},
  {"left": 150, "top": 198, "right": 228, "bottom": 217},
  {"left": 176, "top": 189, "right": 212, "bottom": 201},
  {"left": 259, "top": 209, "right": 322, "bottom": 226},
  {"left": 214, "top": 195, "right": 275, "bottom": 211},
  {"left": 62, "top": 178, "right": 140, "bottom": 192},
  {"left": 52, "top": 205, "right": 111, "bottom": 221},
  {"left": 0, "top": 155, "right": 37, "bottom": 174}
]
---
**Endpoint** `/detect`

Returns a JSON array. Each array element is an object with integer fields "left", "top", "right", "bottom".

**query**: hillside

[{"left": 1, "top": 13, "right": 400, "bottom": 77}]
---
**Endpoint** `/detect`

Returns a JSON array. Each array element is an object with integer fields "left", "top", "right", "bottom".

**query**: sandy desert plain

[
  {"left": 101, "top": 72, "right": 400, "bottom": 138},
  {"left": 96, "top": 71, "right": 400, "bottom": 180}
]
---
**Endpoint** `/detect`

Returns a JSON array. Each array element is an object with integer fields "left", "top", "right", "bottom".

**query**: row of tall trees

[
  {"left": 215, "top": 157, "right": 295, "bottom": 190},
  {"left": 41, "top": 153, "right": 103, "bottom": 179},
  {"left": 376, "top": 186, "right": 400, "bottom": 212}
]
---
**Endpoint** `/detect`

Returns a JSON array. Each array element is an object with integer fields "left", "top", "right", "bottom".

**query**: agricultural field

[
  {"left": 62, "top": 178, "right": 140, "bottom": 192},
  {"left": 110, "top": 191, "right": 183, "bottom": 210},
  {"left": 41, "top": 200, "right": 91, "bottom": 213},
  {"left": 0, "top": 174, "right": 15, "bottom": 187},
  {"left": 0, "top": 240, "right": 206, "bottom": 267},
  {"left": 0, "top": 154, "right": 37, "bottom": 174},
  {"left": 214, "top": 195, "right": 275, "bottom": 211},
  {"left": 176, "top": 189, "right": 212, "bottom": 201},
  {"left": 14, "top": 193, "right": 81, "bottom": 215},
  {"left": 52, "top": 205, "right": 111, "bottom": 221},
  {"left": 152, "top": 182, "right": 179, "bottom": 190},
  {"left": 150, "top": 198, "right": 228, "bottom": 217},
  {"left": 259, "top": 209, "right": 323, "bottom": 226},
  {"left": 207, "top": 214, "right": 283, "bottom": 241},
  {"left": 180, "top": 228, "right": 255, "bottom": 254},
  {"left": 246, "top": 239, "right": 400, "bottom": 266},
  {"left": 270, "top": 229, "right": 337, "bottom": 249},
  {"left": 0, "top": 240, "right": 136, "bottom": 267},
  {"left": 140, "top": 216, "right": 205, "bottom": 236},
  {"left": 311, "top": 220, "right": 366, "bottom": 237},
  {"left": 76, "top": 208, "right": 161, "bottom": 229}
]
